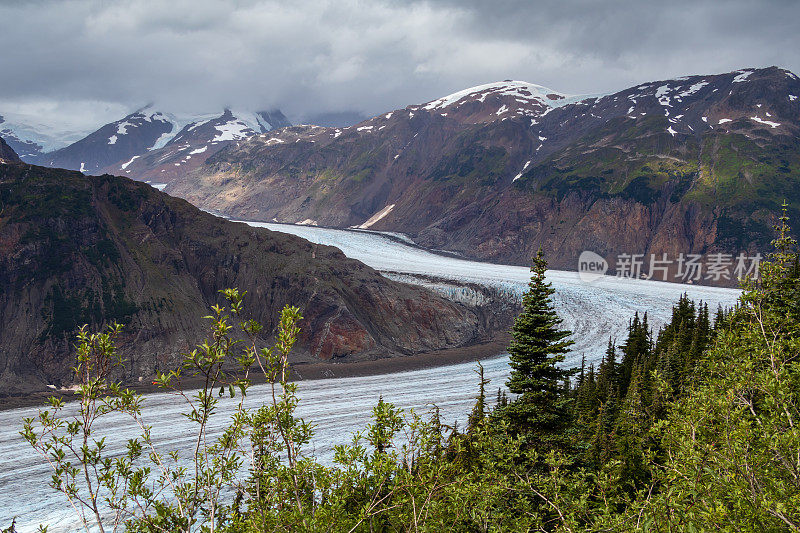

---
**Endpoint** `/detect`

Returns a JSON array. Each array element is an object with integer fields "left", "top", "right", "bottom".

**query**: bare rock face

[
  {"left": 167, "top": 67, "right": 800, "bottom": 283},
  {"left": 0, "top": 164, "right": 488, "bottom": 395},
  {"left": 0, "top": 136, "right": 19, "bottom": 163}
]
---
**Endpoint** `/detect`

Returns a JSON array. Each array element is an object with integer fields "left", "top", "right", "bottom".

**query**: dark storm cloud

[{"left": 0, "top": 0, "right": 797, "bottom": 128}]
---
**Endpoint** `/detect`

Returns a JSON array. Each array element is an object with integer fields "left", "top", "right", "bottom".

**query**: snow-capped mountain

[
  {"left": 103, "top": 109, "right": 291, "bottom": 182},
  {"left": 33, "top": 108, "right": 174, "bottom": 173},
  {"left": 165, "top": 66, "right": 800, "bottom": 282},
  {"left": 30, "top": 107, "right": 291, "bottom": 178},
  {"left": 0, "top": 113, "right": 92, "bottom": 160},
  {"left": 0, "top": 126, "right": 44, "bottom": 159},
  {"left": 418, "top": 80, "right": 592, "bottom": 123}
]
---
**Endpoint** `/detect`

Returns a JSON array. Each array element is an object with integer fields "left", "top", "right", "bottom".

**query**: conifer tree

[
  {"left": 619, "top": 312, "right": 651, "bottom": 397},
  {"left": 596, "top": 338, "right": 617, "bottom": 401},
  {"left": 590, "top": 386, "right": 619, "bottom": 466},
  {"left": 613, "top": 370, "right": 650, "bottom": 492},
  {"left": 503, "top": 249, "right": 575, "bottom": 445},
  {"left": 468, "top": 363, "right": 490, "bottom": 432},
  {"left": 745, "top": 201, "right": 800, "bottom": 323}
]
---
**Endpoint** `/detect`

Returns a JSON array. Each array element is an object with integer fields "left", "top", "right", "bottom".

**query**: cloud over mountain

[{"left": 1, "top": 0, "right": 798, "bottom": 128}]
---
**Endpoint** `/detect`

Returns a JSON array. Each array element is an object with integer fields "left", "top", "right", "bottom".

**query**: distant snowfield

[{"left": 0, "top": 223, "right": 740, "bottom": 532}]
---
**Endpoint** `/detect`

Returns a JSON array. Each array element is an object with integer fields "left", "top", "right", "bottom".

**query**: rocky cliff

[
  {"left": 0, "top": 137, "right": 19, "bottom": 163},
  {"left": 0, "top": 163, "right": 489, "bottom": 395},
  {"left": 167, "top": 67, "right": 800, "bottom": 281}
]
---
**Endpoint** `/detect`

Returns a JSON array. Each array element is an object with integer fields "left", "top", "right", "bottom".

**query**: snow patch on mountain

[
  {"left": 677, "top": 82, "right": 709, "bottom": 98},
  {"left": 357, "top": 204, "right": 396, "bottom": 229},
  {"left": 750, "top": 116, "right": 781, "bottom": 128},
  {"left": 232, "top": 111, "right": 278, "bottom": 133},
  {"left": 212, "top": 120, "right": 253, "bottom": 142},
  {"left": 116, "top": 121, "right": 134, "bottom": 135},
  {"left": 513, "top": 160, "right": 531, "bottom": 182},
  {"left": 655, "top": 85, "right": 672, "bottom": 107},
  {"left": 120, "top": 155, "right": 139, "bottom": 170},
  {"left": 146, "top": 112, "right": 214, "bottom": 149},
  {"left": 150, "top": 128, "right": 178, "bottom": 151}
]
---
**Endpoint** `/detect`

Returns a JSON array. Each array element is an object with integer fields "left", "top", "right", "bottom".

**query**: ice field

[{"left": 0, "top": 223, "right": 741, "bottom": 531}]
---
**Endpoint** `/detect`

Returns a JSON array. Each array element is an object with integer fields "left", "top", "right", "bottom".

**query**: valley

[
  {"left": 0, "top": 163, "right": 494, "bottom": 397},
  {"left": 0, "top": 223, "right": 739, "bottom": 532}
]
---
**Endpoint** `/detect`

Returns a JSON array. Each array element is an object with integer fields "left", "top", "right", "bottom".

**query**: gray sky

[{"left": 1, "top": 0, "right": 798, "bottom": 130}]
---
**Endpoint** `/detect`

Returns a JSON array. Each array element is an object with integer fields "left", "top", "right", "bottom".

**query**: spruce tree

[
  {"left": 597, "top": 338, "right": 617, "bottom": 401},
  {"left": 504, "top": 249, "right": 575, "bottom": 445},
  {"left": 468, "top": 363, "right": 490, "bottom": 432}
]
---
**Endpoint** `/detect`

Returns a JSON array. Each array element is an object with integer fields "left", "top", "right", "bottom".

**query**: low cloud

[{"left": 1, "top": 0, "right": 797, "bottom": 129}]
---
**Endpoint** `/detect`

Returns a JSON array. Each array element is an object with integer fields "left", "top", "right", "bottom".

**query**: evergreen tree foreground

[{"left": 502, "top": 249, "right": 576, "bottom": 448}]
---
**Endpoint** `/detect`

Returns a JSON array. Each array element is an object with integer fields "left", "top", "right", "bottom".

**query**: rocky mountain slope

[
  {"left": 0, "top": 137, "right": 19, "bottom": 163},
  {"left": 26, "top": 107, "right": 291, "bottom": 180},
  {"left": 0, "top": 162, "right": 491, "bottom": 395},
  {"left": 167, "top": 67, "right": 800, "bottom": 280}
]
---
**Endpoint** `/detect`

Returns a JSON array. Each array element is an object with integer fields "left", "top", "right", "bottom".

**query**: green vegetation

[
  {"left": 429, "top": 143, "right": 508, "bottom": 186},
  {"left": 501, "top": 249, "right": 575, "bottom": 448},
  {"left": 512, "top": 120, "right": 800, "bottom": 251},
  {"left": 690, "top": 134, "right": 800, "bottom": 209},
  {"left": 0, "top": 167, "right": 133, "bottom": 285},
  {"left": 106, "top": 178, "right": 148, "bottom": 212},
  {"left": 19, "top": 212, "right": 800, "bottom": 531},
  {"left": 315, "top": 168, "right": 342, "bottom": 181},
  {"left": 0, "top": 167, "right": 93, "bottom": 224}
]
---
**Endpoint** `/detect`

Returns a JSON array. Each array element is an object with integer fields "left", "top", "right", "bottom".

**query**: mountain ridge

[
  {"left": 165, "top": 66, "right": 800, "bottom": 283},
  {"left": 0, "top": 162, "right": 493, "bottom": 395},
  {"left": 27, "top": 107, "right": 292, "bottom": 179}
]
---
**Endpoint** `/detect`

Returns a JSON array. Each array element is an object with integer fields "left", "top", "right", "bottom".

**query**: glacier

[{"left": 0, "top": 223, "right": 740, "bottom": 532}]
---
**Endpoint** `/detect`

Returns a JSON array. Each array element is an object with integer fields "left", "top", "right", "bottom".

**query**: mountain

[
  {"left": 0, "top": 162, "right": 491, "bottom": 395},
  {"left": 0, "top": 136, "right": 20, "bottom": 163},
  {"left": 166, "top": 67, "right": 800, "bottom": 280},
  {"left": 99, "top": 109, "right": 292, "bottom": 184},
  {"left": 0, "top": 116, "right": 48, "bottom": 160},
  {"left": 32, "top": 107, "right": 292, "bottom": 181},
  {"left": 0, "top": 112, "right": 95, "bottom": 159},
  {"left": 33, "top": 108, "right": 174, "bottom": 173},
  {"left": 0, "top": 125, "right": 44, "bottom": 160}
]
